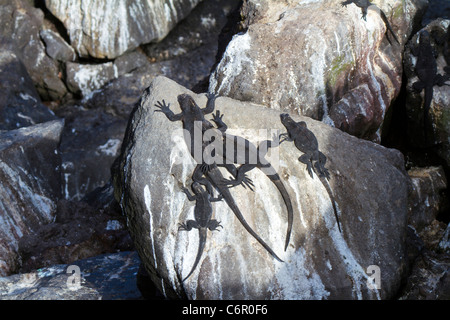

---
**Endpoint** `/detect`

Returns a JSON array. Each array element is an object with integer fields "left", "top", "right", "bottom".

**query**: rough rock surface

[
  {"left": 403, "top": 19, "right": 450, "bottom": 164},
  {"left": 65, "top": 50, "right": 150, "bottom": 99},
  {"left": 399, "top": 250, "right": 450, "bottom": 299},
  {"left": 40, "top": 29, "right": 77, "bottom": 62},
  {"left": 408, "top": 166, "right": 448, "bottom": 231},
  {"left": 0, "top": 0, "right": 67, "bottom": 101},
  {"left": 55, "top": 105, "right": 127, "bottom": 201},
  {"left": 18, "top": 195, "right": 133, "bottom": 273},
  {"left": 113, "top": 76, "right": 410, "bottom": 300},
  {"left": 0, "top": 251, "right": 141, "bottom": 300},
  {"left": 54, "top": 0, "right": 241, "bottom": 201},
  {"left": 0, "top": 120, "right": 64, "bottom": 276},
  {"left": 45, "top": 0, "right": 202, "bottom": 59},
  {"left": 0, "top": 51, "right": 58, "bottom": 130},
  {"left": 209, "top": 0, "right": 426, "bottom": 141}
]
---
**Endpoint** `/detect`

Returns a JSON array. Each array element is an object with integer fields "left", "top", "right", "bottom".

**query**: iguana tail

[
  {"left": 318, "top": 175, "right": 341, "bottom": 232},
  {"left": 183, "top": 228, "right": 207, "bottom": 282},
  {"left": 207, "top": 166, "right": 284, "bottom": 262},
  {"left": 264, "top": 169, "right": 294, "bottom": 251},
  {"left": 379, "top": 9, "right": 399, "bottom": 44}
]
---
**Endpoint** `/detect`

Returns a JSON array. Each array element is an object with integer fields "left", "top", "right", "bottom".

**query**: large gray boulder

[
  {"left": 209, "top": 0, "right": 427, "bottom": 141},
  {"left": 45, "top": 0, "right": 203, "bottom": 59},
  {"left": 113, "top": 76, "right": 411, "bottom": 299},
  {"left": 0, "top": 51, "right": 58, "bottom": 130},
  {"left": 0, "top": 0, "right": 67, "bottom": 101},
  {"left": 0, "top": 120, "right": 64, "bottom": 276}
]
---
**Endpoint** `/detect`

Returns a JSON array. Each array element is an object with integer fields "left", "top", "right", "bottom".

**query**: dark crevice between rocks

[
  {"left": 32, "top": 0, "right": 71, "bottom": 44},
  {"left": 192, "top": 0, "right": 244, "bottom": 93},
  {"left": 381, "top": 68, "right": 450, "bottom": 300},
  {"left": 381, "top": 72, "right": 450, "bottom": 225}
]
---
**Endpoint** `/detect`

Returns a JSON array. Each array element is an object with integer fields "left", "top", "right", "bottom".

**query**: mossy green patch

[{"left": 327, "top": 54, "right": 354, "bottom": 88}]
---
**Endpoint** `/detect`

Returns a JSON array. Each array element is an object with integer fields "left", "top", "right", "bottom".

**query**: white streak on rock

[{"left": 144, "top": 184, "right": 158, "bottom": 269}]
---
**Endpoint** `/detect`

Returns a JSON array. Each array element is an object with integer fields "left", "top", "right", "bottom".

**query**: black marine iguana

[
  {"left": 341, "top": 0, "right": 399, "bottom": 45},
  {"left": 411, "top": 30, "right": 449, "bottom": 142},
  {"left": 155, "top": 93, "right": 284, "bottom": 262},
  {"left": 210, "top": 110, "right": 294, "bottom": 251},
  {"left": 179, "top": 181, "right": 223, "bottom": 281},
  {"left": 279, "top": 113, "right": 341, "bottom": 232}
]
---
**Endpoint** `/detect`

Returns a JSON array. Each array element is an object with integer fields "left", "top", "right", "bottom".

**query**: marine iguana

[
  {"left": 210, "top": 110, "right": 294, "bottom": 251},
  {"left": 341, "top": 0, "right": 399, "bottom": 45},
  {"left": 155, "top": 94, "right": 284, "bottom": 262},
  {"left": 279, "top": 113, "right": 341, "bottom": 232},
  {"left": 179, "top": 181, "right": 223, "bottom": 281},
  {"left": 411, "top": 30, "right": 449, "bottom": 142}
]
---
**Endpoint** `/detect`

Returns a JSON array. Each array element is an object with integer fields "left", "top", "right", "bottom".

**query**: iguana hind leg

[{"left": 299, "top": 154, "right": 314, "bottom": 178}]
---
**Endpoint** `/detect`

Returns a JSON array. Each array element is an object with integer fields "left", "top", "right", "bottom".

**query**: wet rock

[
  {"left": 65, "top": 61, "right": 118, "bottom": 100},
  {"left": 18, "top": 197, "right": 133, "bottom": 273},
  {"left": 83, "top": 0, "right": 241, "bottom": 114},
  {"left": 0, "top": 0, "right": 67, "bottom": 101},
  {"left": 65, "top": 49, "right": 150, "bottom": 99},
  {"left": 0, "top": 251, "right": 141, "bottom": 300},
  {"left": 403, "top": 19, "right": 450, "bottom": 156},
  {"left": 0, "top": 50, "right": 58, "bottom": 130},
  {"left": 0, "top": 120, "right": 64, "bottom": 276},
  {"left": 45, "top": 0, "right": 202, "bottom": 59},
  {"left": 209, "top": 0, "right": 426, "bottom": 142},
  {"left": 112, "top": 76, "right": 410, "bottom": 300},
  {"left": 40, "top": 29, "right": 77, "bottom": 62},
  {"left": 55, "top": 104, "right": 127, "bottom": 201},
  {"left": 408, "top": 166, "right": 448, "bottom": 231},
  {"left": 438, "top": 223, "right": 450, "bottom": 253},
  {"left": 399, "top": 250, "right": 450, "bottom": 300}
]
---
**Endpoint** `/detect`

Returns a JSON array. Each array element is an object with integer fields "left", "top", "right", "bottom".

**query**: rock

[
  {"left": 142, "top": 0, "right": 241, "bottom": 63},
  {"left": 18, "top": 197, "right": 133, "bottom": 273},
  {"left": 0, "top": 120, "right": 64, "bottom": 276},
  {"left": 0, "top": 50, "right": 59, "bottom": 130},
  {"left": 82, "top": 0, "right": 241, "bottom": 110},
  {"left": 65, "top": 49, "right": 150, "bottom": 99},
  {"left": 40, "top": 29, "right": 77, "bottom": 62},
  {"left": 408, "top": 166, "right": 448, "bottom": 231},
  {"left": 0, "top": 251, "right": 142, "bottom": 300},
  {"left": 209, "top": 0, "right": 426, "bottom": 142},
  {"left": 65, "top": 61, "right": 118, "bottom": 100},
  {"left": 45, "top": 0, "right": 202, "bottom": 59},
  {"left": 0, "top": 0, "right": 67, "bottom": 101},
  {"left": 55, "top": 104, "right": 127, "bottom": 201},
  {"left": 399, "top": 250, "right": 450, "bottom": 299},
  {"left": 422, "top": 0, "right": 450, "bottom": 26},
  {"left": 438, "top": 222, "right": 450, "bottom": 253},
  {"left": 404, "top": 19, "right": 450, "bottom": 167},
  {"left": 112, "top": 76, "right": 410, "bottom": 300},
  {"left": 404, "top": 19, "right": 450, "bottom": 144}
]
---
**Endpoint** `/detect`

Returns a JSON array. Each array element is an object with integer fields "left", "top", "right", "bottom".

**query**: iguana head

[
  {"left": 280, "top": 113, "right": 295, "bottom": 128},
  {"left": 177, "top": 94, "right": 199, "bottom": 112},
  {"left": 191, "top": 181, "right": 204, "bottom": 194}
]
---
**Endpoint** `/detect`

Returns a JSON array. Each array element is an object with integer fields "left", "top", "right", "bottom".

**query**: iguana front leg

[
  {"left": 154, "top": 100, "right": 183, "bottom": 121},
  {"left": 202, "top": 92, "right": 218, "bottom": 115},
  {"left": 211, "top": 110, "right": 228, "bottom": 133},
  {"left": 279, "top": 132, "right": 293, "bottom": 144}
]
